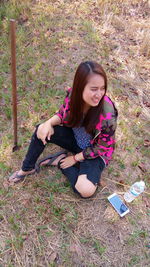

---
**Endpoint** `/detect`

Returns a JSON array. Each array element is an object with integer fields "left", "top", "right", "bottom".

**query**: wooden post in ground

[{"left": 10, "top": 19, "right": 19, "bottom": 152}]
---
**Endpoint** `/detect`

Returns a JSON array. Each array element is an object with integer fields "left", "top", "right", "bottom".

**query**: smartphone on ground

[{"left": 108, "top": 193, "right": 129, "bottom": 217}]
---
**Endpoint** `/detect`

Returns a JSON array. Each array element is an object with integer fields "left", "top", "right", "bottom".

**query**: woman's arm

[
  {"left": 59, "top": 152, "right": 85, "bottom": 169},
  {"left": 55, "top": 88, "right": 71, "bottom": 123},
  {"left": 49, "top": 115, "right": 61, "bottom": 126},
  {"left": 37, "top": 88, "right": 71, "bottom": 145},
  {"left": 37, "top": 115, "right": 61, "bottom": 145},
  {"left": 82, "top": 116, "right": 117, "bottom": 165},
  {"left": 74, "top": 152, "right": 84, "bottom": 161}
]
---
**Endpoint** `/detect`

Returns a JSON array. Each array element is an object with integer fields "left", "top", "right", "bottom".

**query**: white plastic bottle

[{"left": 124, "top": 181, "right": 145, "bottom": 203}]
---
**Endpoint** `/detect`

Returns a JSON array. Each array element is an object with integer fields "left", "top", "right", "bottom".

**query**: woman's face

[{"left": 82, "top": 74, "right": 105, "bottom": 110}]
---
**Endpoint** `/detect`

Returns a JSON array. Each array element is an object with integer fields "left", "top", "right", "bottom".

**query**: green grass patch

[
  {"left": 93, "top": 239, "right": 106, "bottom": 256},
  {"left": 0, "top": 1, "right": 149, "bottom": 266}
]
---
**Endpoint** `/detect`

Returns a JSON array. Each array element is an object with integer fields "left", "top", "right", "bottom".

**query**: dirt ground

[{"left": 0, "top": 0, "right": 150, "bottom": 266}]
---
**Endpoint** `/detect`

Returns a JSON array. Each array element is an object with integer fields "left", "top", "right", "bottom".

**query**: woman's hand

[
  {"left": 37, "top": 120, "right": 54, "bottom": 145},
  {"left": 60, "top": 152, "right": 84, "bottom": 169},
  {"left": 60, "top": 156, "right": 76, "bottom": 169},
  {"left": 37, "top": 115, "right": 61, "bottom": 145}
]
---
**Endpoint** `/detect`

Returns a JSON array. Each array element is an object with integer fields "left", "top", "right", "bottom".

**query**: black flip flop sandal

[{"left": 35, "top": 150, "right": 68, "bottom": 173}]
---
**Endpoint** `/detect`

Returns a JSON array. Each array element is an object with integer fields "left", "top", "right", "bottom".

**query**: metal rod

[{"left": 10, "top": 19, "right": 19, "bottom": 152}]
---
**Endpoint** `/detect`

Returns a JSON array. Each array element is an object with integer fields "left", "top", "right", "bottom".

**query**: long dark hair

[{"left": 67, "top": 61, "right": 107, "bottom": 135}]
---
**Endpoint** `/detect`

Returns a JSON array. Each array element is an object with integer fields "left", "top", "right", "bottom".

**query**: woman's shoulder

[
  {"left": 67, "top": 87, "right": 72, "bottom": 93},
  {"left": 64, "top": 87, "right": 72, "bottom": 99},
  {"left": 65, "top": 87, "right": 72, "bottom": 94},
  {"left": 104, "top": 95, "right": 115, "bottom": 106},
  {"left": 103, "top": 95, "right": 118, "bottom": 116}
]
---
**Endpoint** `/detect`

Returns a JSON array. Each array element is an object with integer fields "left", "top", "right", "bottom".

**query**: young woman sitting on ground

[{"left": 8, "top": 61, "right": 118, "bottom": 198}]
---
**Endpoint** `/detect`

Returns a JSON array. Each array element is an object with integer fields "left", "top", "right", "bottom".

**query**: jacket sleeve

[
  {"left": 82, "top": 111, "right": 118, "bottom": 165},
  {"left": 55, "top": 88, "right": 71, "bottom": 123}
]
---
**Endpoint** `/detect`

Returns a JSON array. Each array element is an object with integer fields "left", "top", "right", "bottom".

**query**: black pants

[{"left": 22, "top": 125, "right": 105, "bottom": 192}]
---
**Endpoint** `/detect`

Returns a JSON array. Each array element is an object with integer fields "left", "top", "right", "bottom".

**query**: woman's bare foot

[
  {"left": 18, "top": 169, "right": 35, "bottom": 176},
  {"left": 8, "top": 169, "right": 35, "bottom": 183}
]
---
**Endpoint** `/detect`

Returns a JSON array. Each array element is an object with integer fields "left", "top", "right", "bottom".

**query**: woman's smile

[
  {"left": 82, "top": 73, "right": 105, "bottom": 109},
  {"left": 92, "top": 96, "right": 101, "bottom": 104}
]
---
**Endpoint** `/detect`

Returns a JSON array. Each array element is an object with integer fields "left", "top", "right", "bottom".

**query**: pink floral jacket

[{"left": 56, "top": 88, "right": 118, "bottom": 165}]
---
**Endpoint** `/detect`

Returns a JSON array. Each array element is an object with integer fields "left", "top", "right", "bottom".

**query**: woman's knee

[{"left": 75, "top": 175, "right": 97, "bottom": 198}]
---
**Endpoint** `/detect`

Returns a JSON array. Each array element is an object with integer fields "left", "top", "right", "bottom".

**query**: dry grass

[{"left": 0, "top": 0, "right": 150, "bottom": 266}]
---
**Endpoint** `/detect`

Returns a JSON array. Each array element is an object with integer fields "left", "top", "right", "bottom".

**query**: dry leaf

[
  {"left": 119, "top": 180, "right": 128, "bottom": 189},
  {"left": 136, "top": 112, "right": 141, "bottom": 117},
  {"left": 143, "top": 102, "right": 150, "bottom": 108},
  {"left": 119, "top": 180, "right": 126, "bottom": 185},
  {"left": 144, "top": 140, "right": 150, "bottom": 147},
  {"left": 18, "top": 15, "right": 28, "bottom": 24},
  {"left": 49, "top": 252, "right": 59, "bottom": 263},
  {"left": 142, "top": 196, "right": 150, "bottom": 208},
  {"left": 70, "top": 243, "right": 82, "bottom": 257},
  {"left": 138, "top": 163, "right": 147, "bottom": 173},
  {"left": 3, "top": 179, "right": 10, "bottom": 190}
]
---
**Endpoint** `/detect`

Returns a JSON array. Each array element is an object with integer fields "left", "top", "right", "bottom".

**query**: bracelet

[{"left": 73, "top": 155, "right": 78, "bottom": 163}]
